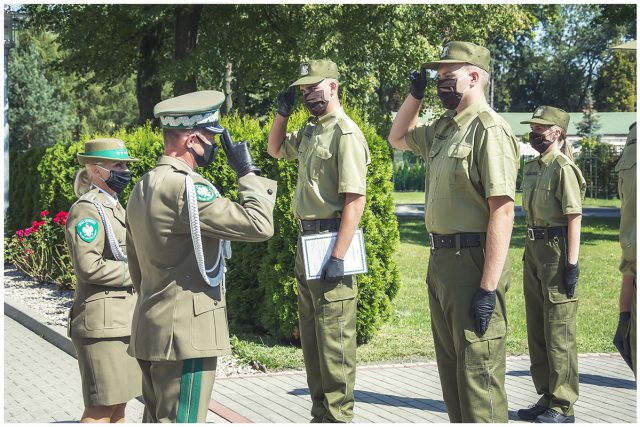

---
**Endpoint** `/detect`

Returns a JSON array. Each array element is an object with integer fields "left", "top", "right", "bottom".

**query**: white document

[{"left": 301, "top": 229, "right": 368, "bottom": 281}]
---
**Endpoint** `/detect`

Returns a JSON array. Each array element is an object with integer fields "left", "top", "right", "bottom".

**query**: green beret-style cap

[
  {"left": 77, "top": 138, "right": 138, "bottom": 165},
  {"left": 290, "top": 59, "right": 340, "bottom": 87},
  {"left": 423, "top": 41, "right": 491, "bottom": 72},
  {"left": 520, "top": 105, "right": 570, "bottom": 133},
  {"left": 154, "top": 90, "right": 225, "bottom": 129}
]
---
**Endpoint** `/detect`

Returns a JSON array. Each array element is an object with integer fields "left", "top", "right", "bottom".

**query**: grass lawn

[
  {"left": 394, "top": 191, "right": 622, "bottom": 208},
  {"left": 233, "top": 215, "right": 623, "bottom": 370}
]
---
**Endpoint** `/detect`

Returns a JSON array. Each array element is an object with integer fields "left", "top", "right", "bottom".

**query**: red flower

[
  {"left": 53, "top": 211, "right": 69, "bottom": 225},
  {"left": 30, "top": 220, "right": 46, "bottom": 233},
  {"left": 15, "top": 230, "right": 24, "bottom": 237},
  {"left": 23, "top": 228, "right": 31, "bottom": 237},
  {"left": 25, "top": 249, "right": 33, "bottom": 255},
  {"left": 40, "top": 210, "right": 49, "bottom": 217}
]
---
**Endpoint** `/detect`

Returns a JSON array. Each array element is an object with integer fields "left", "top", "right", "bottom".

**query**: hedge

[{"left": 6, "top": 106, "right": 401, "bottom": 344}]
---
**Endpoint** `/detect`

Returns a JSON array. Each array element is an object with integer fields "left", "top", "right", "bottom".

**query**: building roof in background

[{"left": 399, "top": 111, "right": 637, "bottom": 136}]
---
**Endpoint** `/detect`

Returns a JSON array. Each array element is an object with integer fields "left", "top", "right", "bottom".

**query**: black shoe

[
  {"left": 535, "top": 409, "right": 575, "bottom": 423},
  {"left": 517, "top": 404, "right": 548, "bottom": 421}
]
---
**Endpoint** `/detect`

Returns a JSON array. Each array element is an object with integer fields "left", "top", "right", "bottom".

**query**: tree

[
  {"left": 8, "top": 32, "right": 75, "bottom": 150},
  {"left": 492, "top": 4, "right": 636, "bottom": 112},
  {"left": 576, "top": 94, "right": 602, "bottom": 139},
  {"left": 594, "top": 47, "right": 637, "bottom": 112}
]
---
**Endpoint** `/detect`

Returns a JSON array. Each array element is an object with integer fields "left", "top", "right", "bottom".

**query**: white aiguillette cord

[
  {"left": 185, "top": 173, "right": 232, "bottom": 289},
  {"left": 89, "top": 200, "right": 127, "bottom": 262}
]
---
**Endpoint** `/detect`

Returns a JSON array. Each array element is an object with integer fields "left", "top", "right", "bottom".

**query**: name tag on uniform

[{"left": 301, "top": 229, "right": 368, "bottom": 281}]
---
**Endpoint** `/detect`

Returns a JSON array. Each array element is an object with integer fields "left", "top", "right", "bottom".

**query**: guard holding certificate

[{"left": 267, "top": 59, "right": 370, "bottom": 423}]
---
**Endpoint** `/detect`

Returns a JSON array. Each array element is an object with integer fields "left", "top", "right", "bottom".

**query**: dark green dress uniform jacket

[
  {"left": 125, "top": 156, "right": 277, "bottom": 361},
  {"left": 65, "top": 188, "right": 136, "bottom": 339}
]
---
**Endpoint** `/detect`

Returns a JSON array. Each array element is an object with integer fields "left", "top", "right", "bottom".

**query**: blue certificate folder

[{"left": 301, "top": 229, "right": 368, "bottom": 281}]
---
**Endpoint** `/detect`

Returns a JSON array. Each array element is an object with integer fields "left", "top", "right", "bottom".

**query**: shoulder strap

[
  {"left": 88, "top": 200, "right": 127, "bottom": 262},
  {"left": 185, "top": 173, "right": 232, "bottom": 290}
]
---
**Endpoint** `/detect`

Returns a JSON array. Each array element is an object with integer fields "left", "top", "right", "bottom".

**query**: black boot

[
  {"left": 517, "top": 404, "right": 548, "bottom": 421},
  {"left": 535, "top": 409, "right": 575, "bottom": 423}
]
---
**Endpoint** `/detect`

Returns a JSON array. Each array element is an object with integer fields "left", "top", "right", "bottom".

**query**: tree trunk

[
  {"left": 236, "top": 72, "right": 246, "bottom": 116},
  {"left": 223, "top": 62, "right": 233, "bottom": 114},
  {"left": 173, "top": 5, "right": 203, "bottom": 96},
  {"left": 136, "top": 22, "right": 163, "bottom": 126}
]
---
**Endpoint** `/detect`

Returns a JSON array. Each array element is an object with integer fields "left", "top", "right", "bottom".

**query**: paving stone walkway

[{"left": 6, "top": 312, "right": 637, "bottom": 423}]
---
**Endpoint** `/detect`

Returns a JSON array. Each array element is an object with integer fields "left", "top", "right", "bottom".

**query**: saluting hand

[
  {"left": 470, "top": 288, "right": 496, "bottom": 336},
  {"left": 220, "top": 129, "right": 261, "bottom": 178},
  {"left": 563, "top": 262, "right": 579, "bottom": 298},
  {"left": 276, "top": 86, "right": 296, "bottom": 118},
  {"left": 408, "top": 68, "right": 427, "bottom": 100}
]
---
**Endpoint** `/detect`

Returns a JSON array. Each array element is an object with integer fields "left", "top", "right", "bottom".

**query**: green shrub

[
  {"left": 6, "top": 108, "right": 401, "bottom": 343},
  {"left": 7, "top": 147, "right": 45, "bottom": 232}
]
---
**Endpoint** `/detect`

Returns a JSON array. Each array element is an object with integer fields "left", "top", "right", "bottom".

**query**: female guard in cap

[
  {"left": 65, "top": 138, "right": 141, "bottom": 423},
  {"left": 517, "top": 106, "right": 586, "bottom": 423}
]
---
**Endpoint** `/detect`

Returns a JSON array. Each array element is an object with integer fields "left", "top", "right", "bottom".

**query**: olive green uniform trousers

[
  {"left": 427, "top": 245, "right": 510, "bottom": 423},
  {"left": 628, "top": 282, "right": 637, "bottom": 377},
  {"left": 295, "top": 234, "right": 357, "bottom": 423},
  {"left": 523, "top": 234, "right": 579, "bottom": 416},
  {"left": 137, "top": 357, "right": 216, "bottom": 423}
]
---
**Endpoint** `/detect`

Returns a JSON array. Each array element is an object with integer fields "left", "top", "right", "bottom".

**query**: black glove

[
  {"left": 276, "top": 86, "right": 296, "bottom": 117},
  {"left": 321, "top": 256, "right": 345, "bottom": 283},
  {"left": 219, "top": 129, "right": 261, "bottom": 178},
  {"left": 563, "top": 262, "right": 579, "bottom": 298},
  {"left": 613, "top": 311, "right": 633, "bottom": 370},
  {"left": 408, "top": 68, "right": 427, "bottom": 100},
  {"left": 470, "top": 288, "right": 496, "bottom": 336}
]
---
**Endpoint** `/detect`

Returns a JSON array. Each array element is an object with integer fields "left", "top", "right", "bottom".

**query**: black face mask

[
  {"left": 303, "top": 89, "right": 329, "bottom": 116},
  {"left": 529, "top": 131, "right": 553, "bottom": 154},
  {"left": 437, "top": 77, "right": 468, "bottom": 110},
  {"left": 97, "top": 166, "right": 132, "bottom": 194},
  {"left": 190, "top": 137, "right": 217, "bottom": 168}
]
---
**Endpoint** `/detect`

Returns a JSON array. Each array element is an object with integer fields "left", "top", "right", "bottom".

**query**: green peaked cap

[
  {"left": 423, "top": 41, "right": 491, "bottom": 72},
  {"left": 520, "top": 105, "right": 570, "bottom": 133},
  {"left": 154, "top": 90, "right": 225, "bottom": 129},
  {"left": 290, "top": 59, "right": 340, "bottom": 87}
]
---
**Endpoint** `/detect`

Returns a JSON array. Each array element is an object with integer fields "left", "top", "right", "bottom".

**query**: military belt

[
  {"left": 526, "top": 226, "right": 566, "bottom": 241},
  {"left": 298, "top": 218, "right": 341, "bottom": 234},
  {"left": 429, "top": 232, "right": 484, "bottom": 249}
]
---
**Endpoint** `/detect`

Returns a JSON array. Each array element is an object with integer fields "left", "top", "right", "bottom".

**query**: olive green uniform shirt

[
  {"left": 126, "top": 156, "right": 277, "bottom": 361},
  {"left": 616, "top": 122, "right": 637, "bottom": 276},
  {"left": 279, "top": 107, "right": 370, "bottom": 219},
  {"left": 65, "top": 188, "right": 136, "bottom": 339},
  {"left": 522, "top": 149, "right": 586, "bottom": 227},
  {"left": 405, "top": 101, "right": 520, "bottom": 234}
]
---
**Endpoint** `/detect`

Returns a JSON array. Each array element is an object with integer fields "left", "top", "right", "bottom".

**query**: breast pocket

[
  {"left": 311, "top": 146, "right": 333, "bottom": 181},
  {"left": 447, "top": 143, "right": 473, "bottom": 189},
  {"left": 521, "top": 175, "right": 537, "bottom": 211}
]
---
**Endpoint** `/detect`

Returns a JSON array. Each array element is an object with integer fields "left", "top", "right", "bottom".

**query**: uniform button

[
  {"left": 105, "top": 291, "right": 110, "bottom": 294},
  {"left": 214, "top": 301, "right": 218, "bottom": 306},
  {"left": 267, "top": 188, "right": 273, "bottom": 195}
]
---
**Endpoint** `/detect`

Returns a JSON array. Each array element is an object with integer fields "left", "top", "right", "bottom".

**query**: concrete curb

[{"left": 4, "top": 296, "right": 76, "bottom": 358}]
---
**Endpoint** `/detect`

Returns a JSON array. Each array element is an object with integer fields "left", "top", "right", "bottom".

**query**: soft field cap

[
  {"left": 290, "top": 59, "right": 340, "bottom": 87},
  {"left": 77, "top": 138, "right": 138, "bottom": 165},
  {"left": 520, "top": 106, "right": 570, "bottom": 133},
  {"left": 423, "top": 41, "right": 491, "bottom": 72},
  {"left": 154, "top": 90, "right": 225, "bottom": 129}
]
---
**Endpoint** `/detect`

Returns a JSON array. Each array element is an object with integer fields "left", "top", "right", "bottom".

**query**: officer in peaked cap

[
  {"left": 126, "top": 90, "right": 277, "bottom": 423},
  {"left": 611, "top": 40, "right": 637, "bottom": 379},
  {"left": 389, "top": 41, "right": 520, "bottom": 422},
  {"left": 267, "top": 59, "right": 370, "bottom": 422}
]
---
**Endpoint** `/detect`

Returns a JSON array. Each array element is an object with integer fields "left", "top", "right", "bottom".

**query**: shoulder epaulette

[
  {"left": 337, "top": 115, "right": 357, "bottom": 135},
  {"left": 478, "top": 110, "right": 498, "bottom": 129}
]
